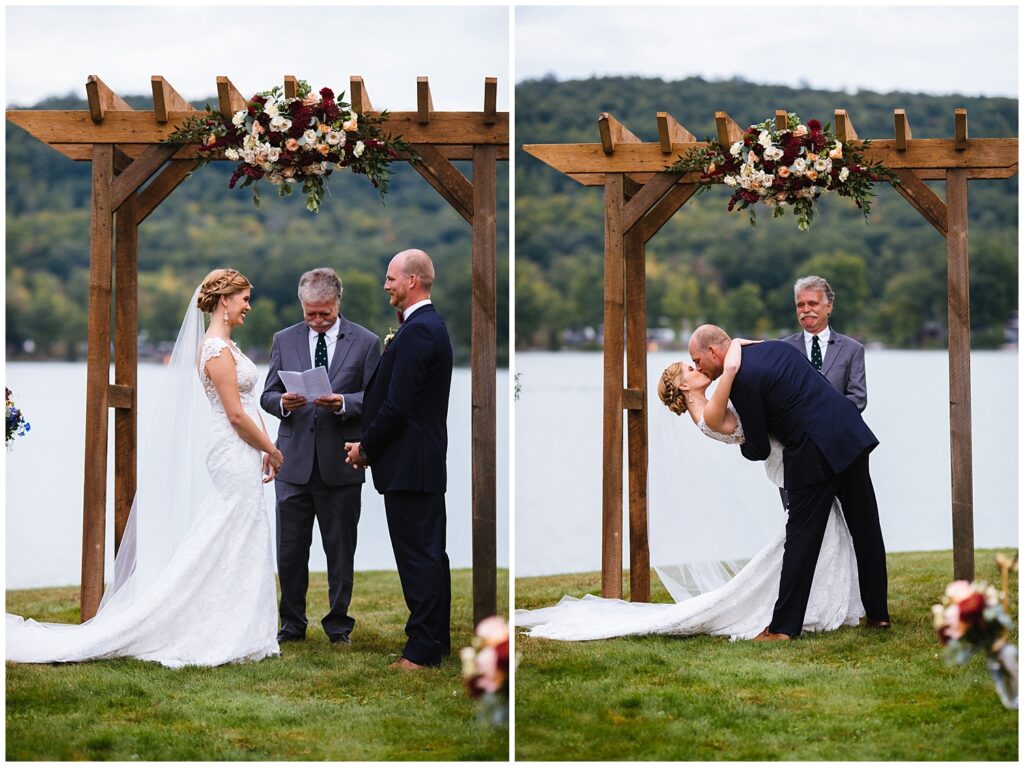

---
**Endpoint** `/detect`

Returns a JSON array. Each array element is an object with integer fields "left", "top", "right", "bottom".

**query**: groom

[
  {"left": 344, "top": 248, "right": 454, "bottom": 669},
  {"left": 689, "top": 324, "right": 891, "bottom": 640}
]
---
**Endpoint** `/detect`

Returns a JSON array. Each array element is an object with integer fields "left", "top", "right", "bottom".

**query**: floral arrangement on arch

[
  {"left": 460, "top": 615, "right": 510, "bottom": 726},
  {"left": 6, "top": 387, "right": 30, "bottom": 448},
  {"left": 166, "top": 80, "right": 414, "bottom": 211},
  {"left": 670, "top": 112, "right": 898, "bottom": 230}
]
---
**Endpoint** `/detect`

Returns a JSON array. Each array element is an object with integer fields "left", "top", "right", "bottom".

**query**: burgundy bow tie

[{"left": 396, "top": 310, "right": 405, "bottom": 325}]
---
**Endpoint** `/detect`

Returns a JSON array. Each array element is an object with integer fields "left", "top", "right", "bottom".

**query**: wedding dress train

[
  {"left": 6, "top": 337, "right": 279, "bottom": 668},
  {"left": 516, "top": 410, "right": 865, "bottom": 641}
]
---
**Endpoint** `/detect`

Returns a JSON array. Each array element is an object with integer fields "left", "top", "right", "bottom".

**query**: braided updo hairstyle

[
  {"left": 196, "top": 268, "right": 253, "bottom": 314},
  {"left": 657, "top": 362, "right": 689, "bottom": 416}
]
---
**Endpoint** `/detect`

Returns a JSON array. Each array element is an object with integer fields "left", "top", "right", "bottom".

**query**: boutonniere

[{"left": 383, "top": 326, "right": 398, "bottom": 352}]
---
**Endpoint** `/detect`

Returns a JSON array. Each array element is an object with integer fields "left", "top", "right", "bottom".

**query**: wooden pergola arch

[
  {"left": 526, "top": 107, "right": 1018, "bottom": 601},
  {"left": 6, "top": 74, "right": 508, "bottom": 623}
]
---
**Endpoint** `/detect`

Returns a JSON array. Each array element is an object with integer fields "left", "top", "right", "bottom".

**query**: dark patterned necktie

[
  {"left": 314, "top": 332, "right": 328, "bottom": 368},
  {"left": 811, "top": 335, "right": 823, "bottom": 371}
]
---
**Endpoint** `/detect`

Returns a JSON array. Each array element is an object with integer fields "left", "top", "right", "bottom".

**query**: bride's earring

[{"left": 223, "top": 310, "right": 230, "bottom": 325}]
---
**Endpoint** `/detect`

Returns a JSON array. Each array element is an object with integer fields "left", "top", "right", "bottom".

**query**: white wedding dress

[
  {"left": 6, "top": 336, "right": 280, "bottom": 668},
  {"left": 516, "top": 405, "right": 864, "bottom": 641}
]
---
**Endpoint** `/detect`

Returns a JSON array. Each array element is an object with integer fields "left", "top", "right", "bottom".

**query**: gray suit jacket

[
  {"left": 260, "top": 315, "right": 381, "bottom": 486},
  {"left": 781, "top": 328, "right": 867, "bottom": 412}
]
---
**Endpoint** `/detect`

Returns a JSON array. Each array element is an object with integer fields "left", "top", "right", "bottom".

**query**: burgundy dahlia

[{"left": 807, "top": 119, "right": 821, "bottom": 131}]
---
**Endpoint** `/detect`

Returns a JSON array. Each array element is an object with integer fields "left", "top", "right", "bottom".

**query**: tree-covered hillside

[
  {"left": 6, "top": 94, "right": 509, "bottom": 365},
  {"left": 516, "top": 76, "right": 1017, "bottom": 349}
]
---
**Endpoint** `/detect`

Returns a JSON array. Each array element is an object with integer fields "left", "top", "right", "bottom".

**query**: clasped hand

[
  {"left": 261, "top": 449, "right": 285, "bottom": 484},
  {"left": 344, "top": 441, "right": 366, "bottom": 469}
]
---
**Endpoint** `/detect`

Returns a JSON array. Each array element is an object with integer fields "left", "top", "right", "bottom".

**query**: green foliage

[
  {"left": 6, "top": 95, "right": 508, "bottom": 365},
  {"left": 515, "top": 550, "right": 1018, "bottom": 761},
  {"left": 516, "top": 76, "right": 1018, "bottom": 349},
  {"left": 6, "top": 569, "right": 509, "bottom": 760}
]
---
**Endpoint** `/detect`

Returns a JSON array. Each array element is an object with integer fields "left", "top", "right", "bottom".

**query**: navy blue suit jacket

[
  {"left": 730, "top": 341, "right": 878, "bottom": 490},
  {"left": 361, "top": 303, "right": 453, "bottom": 494}
]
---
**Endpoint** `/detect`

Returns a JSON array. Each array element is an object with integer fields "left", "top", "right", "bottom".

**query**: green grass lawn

[
  {"left": 515, "top": 550, "right": 1018, "bottom": 761},
  {"left": 6, "top": 569, "right": 508, "bottom": 761}
]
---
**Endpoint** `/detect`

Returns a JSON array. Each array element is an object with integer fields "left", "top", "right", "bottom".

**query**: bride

[
  {"left": 7, "top": 268, "right": 284, "bottom": 668},
  {"left": 516, "top": 338, "right": 864, "bottom": 642}
]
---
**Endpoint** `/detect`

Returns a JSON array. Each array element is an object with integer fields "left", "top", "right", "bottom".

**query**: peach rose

[
  {"left": 281, "top": 166, "right": 297, "bottom": 179},
  {"left": 317, "top": 144, "right": 331, "bottom": 156},
  {"left": 806, "top": 169, "right": 818, "bottom": 181},
  {"left": 343, "top": 117, "right": 358, "bottom": 132},
  {"left": 777, "top": 166, "right": 790, "bottom": 177},
  {"left": 303, "top": 94, "right": 319, "bottom": 106},
  {"left": 318, "top": 122, "right": 331, "bottom": 133},
  {"left": 285, "top": 138, "right": 300, "bottom": 152},
  {"left": 829, "top": 145, "right": 843, "bottom": 160}
]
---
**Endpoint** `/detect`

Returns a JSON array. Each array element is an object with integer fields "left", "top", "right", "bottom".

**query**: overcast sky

[
  {"left": 516, "top": 5, "right": 1018, "bottom": 98},
  {"left": 5, "top": 5, "right": 510, "bottom": 109}
]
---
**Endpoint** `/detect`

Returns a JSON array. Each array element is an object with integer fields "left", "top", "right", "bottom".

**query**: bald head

[
  {"left": 689, "top": 324, "right": 731, "bottom": 379},
  {"left": 385, "top": 248, "right": 435, "bottom": 310}
]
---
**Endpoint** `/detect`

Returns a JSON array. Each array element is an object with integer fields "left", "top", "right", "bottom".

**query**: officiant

[{"left": 261, "top": 267, "right": 381, "bottom": 646}]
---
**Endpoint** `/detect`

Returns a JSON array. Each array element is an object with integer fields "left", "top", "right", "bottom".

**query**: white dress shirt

[
  {"left": 401, "top": 299, "right": 432, "bottom": 322},
  {"left": 802, "top": 326, "right": 831, "bottom": 364},
  {"left": 282, "top": 318, "right": 345, "bottom": 416}
]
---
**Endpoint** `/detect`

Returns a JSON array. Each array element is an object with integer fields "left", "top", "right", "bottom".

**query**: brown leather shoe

[
  {"left": 754, "top": 627, "right": 792, "bottom": 641},
  {"left": 389, "top": 657, "right": 427, "bottom": 670},
  {"left": 864, "top": 618, "right": 892, "bottom": 629}
]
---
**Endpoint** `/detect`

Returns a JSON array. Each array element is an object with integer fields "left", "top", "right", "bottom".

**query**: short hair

[
  {"left": 196, "top": 268, "right": 253, "bottom": 314},
  {"left": 657, "top": 362, "right": 688, "bottom": 416},
  {"left": 298, "top": 268, "right": 343, "bottom": 306},
  {"left": 690, "top": 324, "right": 731, "bottom": 353},
  {"left": 793, "top": 275, "right": 834, "bottom": 304},
  {"left": 396, "top": 249, "right": 435, "bottom": 292}
]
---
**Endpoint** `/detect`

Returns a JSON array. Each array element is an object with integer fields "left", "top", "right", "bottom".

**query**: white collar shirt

[
  {"left": 802, "top": 326, "right": 832, "bottom": 363},
  {"left": 308, "top": 317, "right": 341, "bottom": 368},
  {"left": 402, "top": 299, "right": 433, "bottom": 322}
]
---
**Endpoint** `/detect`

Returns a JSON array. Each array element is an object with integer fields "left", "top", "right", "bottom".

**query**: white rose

[
  {"left": 740, "top": 162, "right": 753, "bottom": 177},
  {"left": 792, "top": 158, "right": 807, "bottom": 175},
  {"left": 353, "top": 140, "right": 365, "bottom": 158},
  {"left": 266, "top": 147, "right": 281, "bottom": 163},
  {"left": 231, "top": 110, "right": 247, "bottom": 127},
  {"left": 242, "top": 134, "right": 257, "bottom": 150},
  {"left": 224, "top": 148, "right": 239, "bottom": 161},
  {"left": 814, "top": 158, "right": 829, "bottom": 172},
  {"left": 724, "top": 175, "right": 738, "bottom": 187},
  {"left": 761, "top": 173, "right": 774, "bottom": 187},
  {"left": 240, "top": 149, "right": 255, "bottom": 164},
  {"left": 302, "top": 129, "right": 318, "bottom": 145},
  {"left": 839, "top": 167, "right": 850, "bottom": 182},
  {"left": 729, "top": 141, "right": 744, "bottom": 157},
  {"left": 265, "top": 101, "right": 280, "bottom": 118},
  {"left": 758, "top": 130, "right": 773, "bottom": 149},
  {"left": 270, "top": 115, "right": 292, "bottom": 132},
  {"left": 326, "top": 130, "right": 346, "bottom": 146}
]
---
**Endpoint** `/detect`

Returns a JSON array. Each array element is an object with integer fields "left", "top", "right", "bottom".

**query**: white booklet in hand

[{"left": 278, "top": 367, "right": 333, "bottom": 400}]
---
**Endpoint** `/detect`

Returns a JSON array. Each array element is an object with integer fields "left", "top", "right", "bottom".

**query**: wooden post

[
  {"left": 602, "top": 174, "right": 626, "bottom": 598},
  {"left": 946, "top": 168, "right": 974, "bottom": 580},
  {"left": 624, "top": 218, "right": 649, "bottom": 603},
  {"left": 471, "top": 144, "right": 497, "bottom": 624},
  {"left": 81, "top": 144, "right": 115, "bottom": 621},
  {"left": 113, "top": 162, "right": 138, "bottom": 554}
]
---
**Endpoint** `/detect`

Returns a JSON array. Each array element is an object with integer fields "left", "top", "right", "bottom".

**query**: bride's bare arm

[
  {"left": 703, "top": 339, "right": 753, "bottom": 434},
  {"left": 206, "top": 351, "right": 283, "bottom": 464}
]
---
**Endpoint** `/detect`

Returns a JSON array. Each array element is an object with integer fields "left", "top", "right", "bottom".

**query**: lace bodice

[
  {"left": 697, "top": 402, "right": 745, "bottom": 445},
  {"left": 199, "top": 337, "right": 259, "bottom": 414}
]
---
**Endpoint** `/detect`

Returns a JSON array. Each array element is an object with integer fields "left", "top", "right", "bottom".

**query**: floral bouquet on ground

[
  {"left": 670, "top": 112, "right": 897, "bottom": 230},
  {"left": 6, "top": 387, "right": 30, "bottom": 448},
  {"left": 165, "top": 80, "right": 414, "bottom": 211},
  {"left": 460, "top": 615, "right": 510, "bottom": 726},
  {"left": 933, "top": 566, "right": 1018, "bottom": 709}
]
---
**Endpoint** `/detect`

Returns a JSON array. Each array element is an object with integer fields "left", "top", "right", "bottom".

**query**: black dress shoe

[
  {"left": 329, "top": 634, "right": 351, "bottom": 645},
  {"left": 277, "top": 630, "right": 306, "bottom": 643},
  {"left": 864, "top": 618, "right": 892, "bottom": 629}
]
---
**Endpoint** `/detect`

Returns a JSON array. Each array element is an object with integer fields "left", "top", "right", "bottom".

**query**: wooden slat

[
  {"left": 113, "top": 197, "right": 138, "bottom": 554},
  {"left": 483, "top": 77, "right": 497, "bottom": 125},
  {"left": 714, "top": 111, "right": 743, "bottom": 147},
  {"left": 6, "top": 110, "right": 510, "bottom": 146},
  {"left": 598, "top": 112, "right": 642, "bottom": 155},
  {"left": 955, "top": 108, "right": 968, "bottom": 150},
  {"left": 643, "top": 183, "right": 698, "bottom": 242},
  {"left": 408, "top": 144, "right": 474, "bottom": 223},
  {"left": 602, "top": 173, "right": 626, "bottom": 600},
  {"left": 110, "top": 143, "right": 181, "bottom": 211},
  {"left": 350, "top": 76, "right": 372, "bottom": 114},
  {"left": 946, "top": 168, "right": 974, "bottom": 581},
  {"left": 135, "top": 160, "right": 199, "bottom": 224},
  {"left": 471, "top": 143, "right": 498, "bottom": 625},
  {"left": 417, "top": 77, "right": 433, "bottom": 124},
  {"left": 216, "top": 76, "right": 246, "bottom": 117},
  {"left": 521, "top": 139, "right": 1019, "bottom": 175},
  {"left": 624, "top": 226, "right": 649, "bottom": 603},
  {"left": 561, "top": 165, "right": 1017, "bottom": 186},
  {"left": 622, "top": 389, "right": 645, "bottom": 410},
  {"left": 835, "top": 109, "right": 858, "bottom": 143},
  {"left": 657, "top": 112, "right": 695, "bottom": 154},
  {"left": 622, "top": 171, "right": 681, "bottom": 233},
  {"left": 894, "top": 109, "right": 912, "bottom": 151},
  {"left": 151, "top": 76, "right": 193, "bottom": 123},
  {"left": 283, "top": 75, "right": 299, "bottom": 100},
  {"left": 85, "top": 75, "right": 132, "bottom": 123},
  {"left": 775, "top": 110, "right": 788, "bottom": 131},
  {"left": 81, "top": 145, "right": 115, "bottom": 621},
  {"left": 891, "top": 170, "right": 947, "bottom": 236}
]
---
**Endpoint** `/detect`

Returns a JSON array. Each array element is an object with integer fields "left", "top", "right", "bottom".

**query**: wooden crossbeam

[
  {"left": 891, "top": 169, "right": 948, "bottom": 236},
  {"left": 835, "top": 109, "right": 858, "bottom": 143},
  {"left": 656, "top": 112, "right": 695, "bottom": 154},
  {"left": 622, "top": 171, "right": 680, "bottom": 232},
  {"left": 151, "top": 76, "right": 194, "bottom": 123},
  {"left": 110, "top": 143, "right": 182, "bottom": 211},
  {"left": 86, "top": 76, "right": 132, "bottom": 123},
  {"left": 136, "top": 160, "right": 199, "bottom": 224},
  {"left": 714, "top": 111, "right": 743, "bottom": 147},
  {"left": 417, "top": 77, "right": 434, "bottom": 124},
  {"left": 284, "top": 75, "right": 299, "bottom": 100},
  {"left": 598, "top": 112, "right": 641, "bottom": 155},
  {"left": 643, "top": 183, "right": 698, "bottom": 242},
  {"left": 409, "top": 144, "right": 473, "bottom": 223},
  {"left": 894, "top": 109, "right": 912, "bottom": 151},
  {"left": 955, "top": 109, "right": 968, "bottom": 150},
  {"left": 484, "top": 77, "right": 497, "bottom": 125},
  {"left": 217, "top": 76, "right": 246, "bottom": 117},
  {"left": 350, "top": 76, "right": 372, "bottom": 114},
  {"left": 46, "top": 143, "right": 509, "bottom": 163}
]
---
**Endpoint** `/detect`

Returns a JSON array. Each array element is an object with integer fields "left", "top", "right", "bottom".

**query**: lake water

[
  {"left": 5, "top": 362, "right": 509, "bottom": 589},
  {"left": 516, "top": 350, "right": 1019, "bottom": 576}
]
